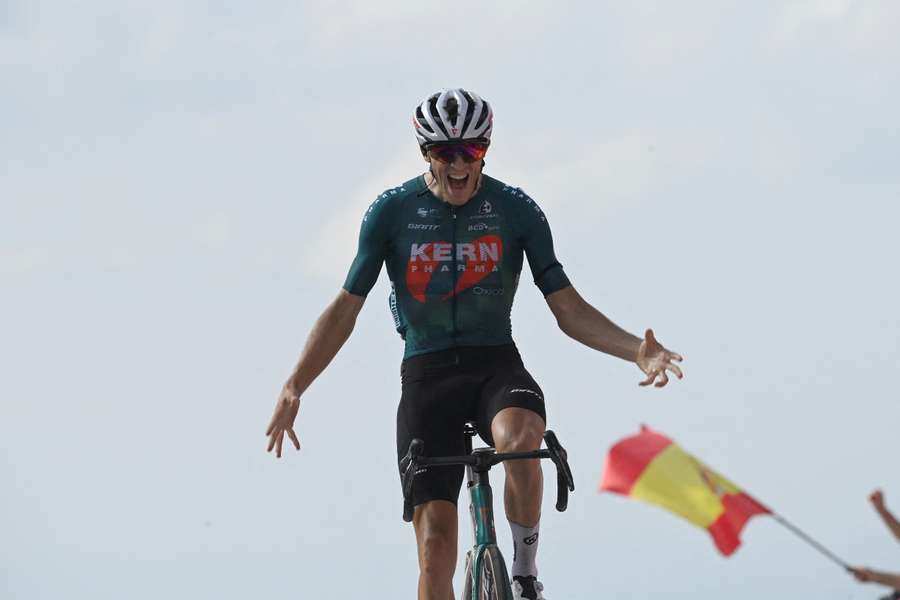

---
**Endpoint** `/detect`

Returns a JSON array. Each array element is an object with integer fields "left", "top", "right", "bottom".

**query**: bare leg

[
  {"left": 491, "top": 407, "right": 545, "bottom": 527},
  {"left": 413, "top": 499, "right": 458, "bottom": 600}
]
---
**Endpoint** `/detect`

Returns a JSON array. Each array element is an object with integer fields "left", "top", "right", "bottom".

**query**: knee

[{"left": 492, "top": 409, "right": 544, "bottom": 452}]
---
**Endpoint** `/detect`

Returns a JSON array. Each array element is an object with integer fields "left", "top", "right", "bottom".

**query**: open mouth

[{"left": 447, "top": 173, "right": 469, "bottom": 191}]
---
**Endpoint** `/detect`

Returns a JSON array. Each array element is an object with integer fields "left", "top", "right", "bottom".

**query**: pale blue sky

[{"left": 3, "top": 1, "right": 899, "bottom": 598}]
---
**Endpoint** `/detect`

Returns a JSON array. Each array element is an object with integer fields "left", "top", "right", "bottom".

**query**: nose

[{"left": 450, "top": 154, "right": 467, "bottom": 168}]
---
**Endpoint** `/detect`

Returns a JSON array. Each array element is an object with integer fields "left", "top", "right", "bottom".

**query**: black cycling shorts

[{"left": 396, "top": 344, "right": 546, "bottom": 508}]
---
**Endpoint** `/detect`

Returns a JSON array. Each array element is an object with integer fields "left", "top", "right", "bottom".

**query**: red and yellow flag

[{"left": 599, "top": 425, "right": 770, "bottom": 556}]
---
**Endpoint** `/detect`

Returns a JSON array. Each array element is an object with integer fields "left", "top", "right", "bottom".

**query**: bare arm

[
  {"left": 849, "top": 566, "right": 900, "bottom": 589},
  {"left": 871, "top": 490, "right": 900, "bottom": 542},
  {"left": 546, "top": 286, "right": 642, "bottom": 361},
  {"left": 284, "top": 289, "right": 365, "bottom": 397},
  {"left": 546, "top": 286, "right": 683, "bottom": 387},
  {"left": 266, "top": 289, "right": 365, "bottom": 457}
]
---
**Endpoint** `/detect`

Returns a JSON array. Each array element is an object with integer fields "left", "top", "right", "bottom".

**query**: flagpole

[{"left": 771, "top": 512, "right": 849, "bottom": 569}]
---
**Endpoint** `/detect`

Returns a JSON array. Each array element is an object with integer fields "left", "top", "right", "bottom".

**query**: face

[{"left": 424, "top": 145, "right": 486, "bottom": 206}]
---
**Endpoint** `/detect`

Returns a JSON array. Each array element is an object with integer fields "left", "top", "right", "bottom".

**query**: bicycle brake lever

[
  {"left": 401, "top": 439, "right": 425, "bottom": 522},
  {"left": 543, "top": 430, "right": 575, "bottom": 512}
]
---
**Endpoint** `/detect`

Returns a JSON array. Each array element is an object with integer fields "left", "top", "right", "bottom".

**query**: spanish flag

[{"left": 599, "top": 425, "right": 770, "bottom": 556}]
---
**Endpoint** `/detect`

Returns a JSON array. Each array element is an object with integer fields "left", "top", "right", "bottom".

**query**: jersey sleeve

[
  {"left": 513, "top": 190, "right": 571, "bottom": 297},
  {"left": 342, "top": 193, "right": 395, "bottom": 297}
]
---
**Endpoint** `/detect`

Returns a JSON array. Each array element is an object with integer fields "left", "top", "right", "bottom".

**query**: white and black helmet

[{"left": 413, "top": 88, "right": 493, "bottom": 151}]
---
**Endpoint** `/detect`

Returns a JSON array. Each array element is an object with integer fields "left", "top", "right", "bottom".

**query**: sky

[{"left": 2, "top": 1, "right": 900, "bottom": 598}]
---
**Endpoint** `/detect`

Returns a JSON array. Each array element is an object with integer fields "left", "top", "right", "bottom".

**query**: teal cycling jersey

[{"left": 343, "top": 173, "right": 571, "bottom": 358}]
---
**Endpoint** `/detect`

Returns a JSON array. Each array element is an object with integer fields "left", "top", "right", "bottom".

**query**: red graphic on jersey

[{"left": 406, "top": 235, "right": 503, "bottom": 303}]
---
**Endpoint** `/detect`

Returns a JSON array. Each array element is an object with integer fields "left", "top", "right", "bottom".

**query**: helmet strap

[{"left": 426, "top": 163, "right": 436, "bottom": 191}]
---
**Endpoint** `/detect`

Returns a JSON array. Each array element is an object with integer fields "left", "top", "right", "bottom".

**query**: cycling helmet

[{"left": 413, "top": 88, "right": 493, "bottom": 151}]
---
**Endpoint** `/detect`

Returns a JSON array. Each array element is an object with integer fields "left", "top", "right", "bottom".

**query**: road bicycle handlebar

[
  {"left": 400, "top": 430, "right": 575, "bottom": 522},
  {"left": 543, "top": 430, "right": 575, "bottom": 513}
]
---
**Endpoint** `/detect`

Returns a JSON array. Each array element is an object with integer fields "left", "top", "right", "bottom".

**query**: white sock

[{"left": 509, "top": 520, "right": 540, "bottom": 578}]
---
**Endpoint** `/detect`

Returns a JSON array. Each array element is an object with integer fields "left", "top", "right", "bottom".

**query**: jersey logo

[
  {"left": 406, "top": 235, "right": 503, "bottom": 303},
  {"left": 479, "top": 199, "right": 492, "bottom": 215},
  {"left": 416, "top": 207, "right": 440, "bottom": 219}
]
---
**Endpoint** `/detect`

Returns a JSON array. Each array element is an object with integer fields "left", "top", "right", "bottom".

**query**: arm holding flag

[
  {"left": 848, "top": 567, "right": 900, "bottom": 589},
  {"left": 846, "top": 489, "right": 900, "bottom": 592},
  {"left": 546, "top": 286, "right": 683, "bottom": 387},
  {"left": 870, "top": 490, "right": 900, "bottom": 542}
]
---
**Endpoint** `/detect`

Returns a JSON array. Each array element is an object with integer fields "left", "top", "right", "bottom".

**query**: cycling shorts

[{"left": 396, "top": 344, "right": 547, "bottom": 508}]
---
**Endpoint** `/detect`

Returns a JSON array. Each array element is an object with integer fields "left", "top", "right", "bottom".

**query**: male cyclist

[{"left": 266, "top": 88, "right": 684, "bottom": 600}]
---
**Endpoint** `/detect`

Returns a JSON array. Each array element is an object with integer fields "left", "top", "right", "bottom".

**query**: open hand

[
  {"left": 636, "top": 329, "right": 684, "bottom": 388},
  {"left": 266, "top": 384, "right": 302, "bottom": 458}
]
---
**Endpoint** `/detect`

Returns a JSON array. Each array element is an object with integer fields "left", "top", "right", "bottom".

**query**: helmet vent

[{"left": 445, "top": 97, "right": 459, "bottom": 122}]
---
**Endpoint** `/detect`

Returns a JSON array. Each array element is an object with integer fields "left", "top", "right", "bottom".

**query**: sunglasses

[{"left": 427, "top": 142, "right": 488, "bottom": 164}]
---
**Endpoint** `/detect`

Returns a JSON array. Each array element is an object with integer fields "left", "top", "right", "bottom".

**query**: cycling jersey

[{"left": 343, "top": 174, "right": 571, "bottom": 358}]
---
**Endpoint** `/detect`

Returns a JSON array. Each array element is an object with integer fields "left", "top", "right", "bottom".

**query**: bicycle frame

[
  {"left": 400, "top": 427, "right": 574, "bottom": 600},
  {"left": 462, "top": 436, "right": 513, "bottom": 599}
]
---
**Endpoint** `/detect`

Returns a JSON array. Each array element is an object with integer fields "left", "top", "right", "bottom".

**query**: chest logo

[{"left": 405, "top": 235, "right": 503, "bottom": 303}]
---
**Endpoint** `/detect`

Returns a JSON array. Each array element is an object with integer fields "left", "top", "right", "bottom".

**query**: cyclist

[
  {"left": 266, "top": 88, "right": 684, "bottom": 600},
  {"left": 849, "top": 489, "right": 900, "bottom": 595}
]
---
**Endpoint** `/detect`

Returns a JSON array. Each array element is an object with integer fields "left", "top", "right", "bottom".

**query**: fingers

[
  {"left": 640, "top": 357, "right": 683, "bottom": 387},
  {"left": 287, "top": 428, "right": 301, "bottom": 451},
  {"left": 266, "top": 404, "right": 284, "bottom": 436},
  {"left": 639, "top": 369, "right": 668, "bottom": 387},
  {"left": 670, "top": 352, "right": 684, "bottom": 362},
  {"left": 644, "top": 329, "right": 660, "bottom": 351},
  {"left": 654, "top": 370, "right": 669, "bottom": 388},
  {"left": 266, "top": 392, "right": 302, "bottom": 456},
  {"left": 666, "top": 362, "right": 684, "bottom": 379},
  {"left": 266, "top": 400, "right": 285, "bottom": 436}
]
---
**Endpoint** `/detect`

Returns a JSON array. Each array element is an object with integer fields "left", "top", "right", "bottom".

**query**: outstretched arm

[
  {"left": 848, "top": 566, "right": 900, "bottom": 589},
  {"left": 546, "top": 286, "right": 683, "bottom": 387},
  {"left": 870, "top": 490, "right": 900, "bottom": 542},
  {"left": 266, "top": 289, "right": 365, "bottom": 457}
]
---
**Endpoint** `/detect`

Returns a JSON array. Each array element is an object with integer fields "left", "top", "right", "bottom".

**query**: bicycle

[{"left": 400, "top": 424, "right": 575, "bottom": 600}]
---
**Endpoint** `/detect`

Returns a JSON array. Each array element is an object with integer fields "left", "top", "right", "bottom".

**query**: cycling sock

[{"left": 509, "top": 520, "right": 540, "bottom": 578}]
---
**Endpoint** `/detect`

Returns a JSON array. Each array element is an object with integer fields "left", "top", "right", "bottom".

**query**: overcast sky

[{"left": 3, "top": 1, "right": 900, "bottom": 598}]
